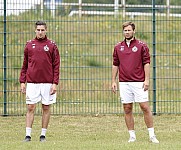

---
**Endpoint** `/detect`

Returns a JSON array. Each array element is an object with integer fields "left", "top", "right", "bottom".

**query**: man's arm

[
  {"left": 143, "top": 63, "right": 150, "bottom": 91},
  {"left": 19, "top": 46, "right": 28, "bottom": 83},
  {"left": 52, "top": 44, "right": 60, "bottom": 85},
  {"left": 20, "top": 45, "right": 29, "bottom": 94},
  {"left": 112, "top": 65, "right": 119, "bottom": 93}
]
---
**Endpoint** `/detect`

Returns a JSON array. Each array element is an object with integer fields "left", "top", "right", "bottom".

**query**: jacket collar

[
  {"left": 124, "top": 37, "right": 136, "bottom": 43},
  {"left": 35, "top": 35, "right": 47, "bottom": 42}
]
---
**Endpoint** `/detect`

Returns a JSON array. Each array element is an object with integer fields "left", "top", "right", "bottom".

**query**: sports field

[{"left": 1, "top": 115, "right": 181, "bottom": 150}]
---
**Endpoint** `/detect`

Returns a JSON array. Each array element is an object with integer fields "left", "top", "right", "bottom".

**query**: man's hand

[
  {"left": 112, "top": 82, "right": 117, "bottom": 94},
  {"left": 143, "top": 80, "right": 149, "bottom": 91},
  {"left": 50, "top": 84, "right": 57, "bottom": 95},
  {"left": 20, "top": 83, "right": 26, "bottom": 94}
]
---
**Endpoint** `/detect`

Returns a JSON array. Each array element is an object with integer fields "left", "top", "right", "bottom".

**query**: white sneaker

[
  {"left": 150, "top": 136, "right": 159, "bottom": 144},
  {"left": 128, "top": 137, "right": 136, "bottom": 143}
]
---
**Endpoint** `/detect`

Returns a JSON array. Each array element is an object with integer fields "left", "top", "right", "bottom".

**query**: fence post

[
  {"left": 40, "top": 0, "right": 44, "bottom": 17},
  {"left": 122, "top": 0, "right": 125, "bottom": 18},
  {"left": 78, "top": 0, "right": 82, "bottom": 18},
  {"left": 152, "top": 0, "right": 157, "bottom": 115},
  {"left": 114, "top": 0, "right": 119, "bottom": 18},
  {"left": 166, "top": 0, "right": 170, "bottom": 19},
  {"left": 3, "top": 0, "right": 7, "bottom": 116},
  {"left": 51, "top": 0, "right": 55, "bottom": 17}
]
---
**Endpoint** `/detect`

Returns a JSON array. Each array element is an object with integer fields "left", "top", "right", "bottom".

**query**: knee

[
  {"left": 42, "top": 105, "right": 50, "bottom": 112},
  {"left": 124, "top": 109, "right": 132, "bottom": 114},
  {"left": 27, "top": 104, "right": 36, "bottom": 112},
  {"left": 124, "top": 105, "right": 132, "bottom": 114},
  {"left": 140, "top": 105, "right": 150, "bottom": 113}
]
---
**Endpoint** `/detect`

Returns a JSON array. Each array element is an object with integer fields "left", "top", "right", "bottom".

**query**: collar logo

[
  {"left": 120, "top": 46, "right": 124, "bottom": 51},
  {"left": 132, "top": 46, "right": 138, "bottom": 52},
  {"left": 32, "top": 44, "right": 35, "bottom": 48},
  {"left": 44, "top": 45, "right": 49, "bottom": 51}
]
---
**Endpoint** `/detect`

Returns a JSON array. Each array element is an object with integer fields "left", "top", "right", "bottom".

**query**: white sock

[
  {"left": 41, "top": 128, "right": 47, "bottom": 136},
  {"left": 148, "top": 127, "right": 155, "bottom": 138},
  {"left": 128, "top": 130, "right": 136, "bottom": 139},
  {"left": 26, "top": 127, "right": 32, "bottom": 137}
]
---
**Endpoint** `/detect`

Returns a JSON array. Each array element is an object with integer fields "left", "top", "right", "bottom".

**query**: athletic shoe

[
  {"left": 23, "top": 136, "right": 31, "bottom": 142},
  {"left": 150, "top": 136, "right": 159, "bottom": 144},
  {"left": 128, "top": 137, "right": 136, "bottom": 143},
  {"left": 40, "top": 135, "right": 46, "bottom": 142}
]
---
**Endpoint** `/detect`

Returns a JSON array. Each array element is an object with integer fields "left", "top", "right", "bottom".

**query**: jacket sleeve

[
  {"left": 142, "top": 44, "right": 150, "bottom": 65},
  {"left": 52, "top": 44, "right": 60, "bottom": 85},
  {"left": 112, "top": 46, "right": 120, "bottom": 66},
  {"left": 19, "top": 45, "right": 28, "bottom": 83}
]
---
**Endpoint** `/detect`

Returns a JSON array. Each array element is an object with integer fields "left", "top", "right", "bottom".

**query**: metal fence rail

[{"left": 1, "top": 0, "right": 181, "bottom": 116}]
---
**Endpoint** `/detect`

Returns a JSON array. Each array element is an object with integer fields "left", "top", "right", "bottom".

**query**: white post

[
  {"left": 79, "top": 0, "right": 82, "bottom": 18},
  {"left": 114, "top": 0, "right": 119, "bottom": 18},
  {"left": 51, "top": 0, "right": 55, "bottom": 18},
  {"left": 122, "top": 0, "right": 125, "bottom": 18},
  {"left": 40, "top": 0, "right": 44, "bottom": 17},
  {"left": 166, "top": 0, "right": 170, "bottom": 19}
]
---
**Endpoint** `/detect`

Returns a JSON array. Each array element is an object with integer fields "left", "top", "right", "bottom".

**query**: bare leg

[
  {"left": 139, "top": 102, "right": 159, "bottom": 143},
  {"left": 123, "top": 103, "right": 134, "bottom": 130},
  {"left": 139, "top": 102, "right": 153, "bottom": 128},
  {"left": 42, "top": 104, "right": 51, "bottom": 129},
  {"left": 26, "top": 104, "right": 36, "bottom": 128},
  {"left": 24, "top": 104, "right": 36, "bottom": 141},
  {"left": 123, "top": 103, "right": 136, "bottom": 142}
]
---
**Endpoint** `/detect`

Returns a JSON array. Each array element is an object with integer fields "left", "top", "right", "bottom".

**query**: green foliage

[
  {"left": 126, "top": 0, "right": 164, "bottom": 5},
  {"left": 136, "top": 32, "right": 149, "bottom": 40},
  {"left": 62, "top": 0, "right": 181, "bottom": 13},
  {"left": 87, "top": 58, "right": 102, "bottom": 67}
]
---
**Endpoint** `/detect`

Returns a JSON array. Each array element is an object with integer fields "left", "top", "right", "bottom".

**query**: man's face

[
  {"left": 35, "top": 25, "right": 47, "bottom": 39},
  {"left": 123, "top": 25, "right": 135, "bottom": 40}
]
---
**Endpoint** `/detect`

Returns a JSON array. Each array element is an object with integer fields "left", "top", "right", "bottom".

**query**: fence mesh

[{"left": 1, "top": 0, "right": 181, "bottom": 115}]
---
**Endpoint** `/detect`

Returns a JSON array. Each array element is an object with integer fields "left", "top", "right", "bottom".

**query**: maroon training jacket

[
  {"left": 113, "top": 38, "right": 150, "bottom": 82},
  {"left": 19, "top": 36, "right": 60, "bottom": 85}
]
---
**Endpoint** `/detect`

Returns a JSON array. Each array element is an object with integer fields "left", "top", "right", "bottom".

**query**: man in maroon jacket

[
  {"left": 112, "top": 21, "right": 159, "bottom": 144},
  {"left": 20, "top": 21, "right": 60, "bottom": 142}
]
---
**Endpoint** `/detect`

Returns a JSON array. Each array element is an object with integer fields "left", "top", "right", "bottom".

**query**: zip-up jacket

[
  {"left": 113, "top": 38, "right": 150, "bottom": 82},
  {"left": 19, "top": 36, "right": 60, "bottom": 84}
]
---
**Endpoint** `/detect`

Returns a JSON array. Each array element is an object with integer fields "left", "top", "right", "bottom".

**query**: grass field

[{"left": 1, "top": 114, "right": 181, "bottom": 150}]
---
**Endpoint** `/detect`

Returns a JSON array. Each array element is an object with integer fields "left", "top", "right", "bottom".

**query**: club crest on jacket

[
  {"left": 132, "top": 46, "right": 138, "bottom": 52},
  {"left": 44, "top": 45, "right": 49, "bottom": 51}
]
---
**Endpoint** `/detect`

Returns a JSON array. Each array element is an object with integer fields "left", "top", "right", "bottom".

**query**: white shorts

[
  {"left": 119, "top": 82, "right": 148, "bottom": 104},
  {"left": 26, "top": 83, "right": 56, "bottom": 105}
]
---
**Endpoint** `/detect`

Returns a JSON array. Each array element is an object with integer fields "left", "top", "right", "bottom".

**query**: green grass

[{"left": 0, "top": 115, "right": 181, "bottom": 150}]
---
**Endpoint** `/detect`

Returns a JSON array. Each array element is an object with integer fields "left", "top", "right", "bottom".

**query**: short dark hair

[
  {"left": 122, "top": 21, "right": 135, "bottom": 31},
  {"left": 35, "top": 21, "right": 47, "bottom": 29}
]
